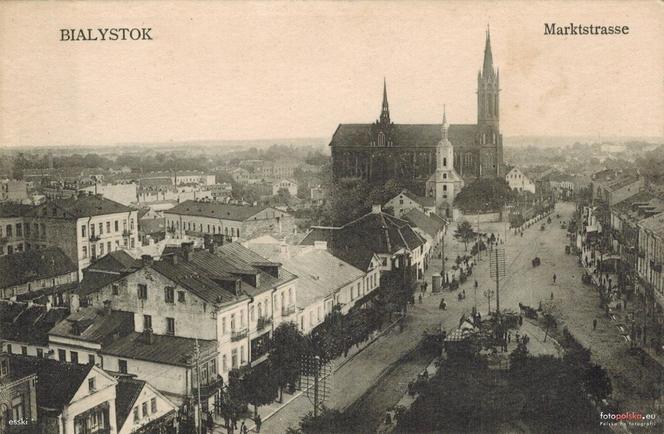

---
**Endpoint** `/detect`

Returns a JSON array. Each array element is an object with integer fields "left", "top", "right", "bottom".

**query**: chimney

[
  {"left": 141, "top": 255, "right": 153, "bottom": 267},
  {"left": 143, "top": 327, "right": 154, "bottom": 345},
  {"left": 208, "top": 243, "right": 216, "bottom": 254},
  {"left": 182, "top": 242, "right": 193, "bottom": 262},
  {"left": 170, "top": 254, "right": 179, "bottom": 265},
  {"left": 372, "top": 204, "right": 382, "bottom": 214},
  {"left": 103, "top": 300, "right": 112, "bottom": 315},
  {"left": 70, "top": 293, "right": 80, "bottom": 312},
  {"left": 314, "top": 241, "right": 328, "bottom": 250},
  {"left": 280, "top": 243, "right": 289, "bottom": 256}
]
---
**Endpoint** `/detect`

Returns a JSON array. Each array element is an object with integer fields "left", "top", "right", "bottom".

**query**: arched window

[
  {"left": 443, "top": 157, "right": 447, "bottom": 167},
  {"left": 443, "top": 173, "right": 447, "bottom": 179}
]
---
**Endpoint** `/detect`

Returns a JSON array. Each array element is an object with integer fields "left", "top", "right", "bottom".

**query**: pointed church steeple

[
  {"left": 380, "top": 78, "right": 390, "bottom": 125},
  {"left": 441, "top": 104, "right": 449, "bottom": 141},
  {"left": 482, "top": 25, "right": 495, "bottom": 78}
]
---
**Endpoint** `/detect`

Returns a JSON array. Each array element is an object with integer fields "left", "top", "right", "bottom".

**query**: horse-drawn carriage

[
  {"left": 532, "top": 257, "right": 541, "bottom": 267},
  {"left": 519, "top": 302, "right": 539, "bottom": 319}
]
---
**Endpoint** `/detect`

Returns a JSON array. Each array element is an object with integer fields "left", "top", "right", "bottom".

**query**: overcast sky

[{"left": 0, "top": 1, "right": 662, "bottom": 148}]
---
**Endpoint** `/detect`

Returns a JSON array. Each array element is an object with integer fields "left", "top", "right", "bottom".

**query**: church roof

[{"left": 329, "top": 124, "right": 477, "bottom": 149}]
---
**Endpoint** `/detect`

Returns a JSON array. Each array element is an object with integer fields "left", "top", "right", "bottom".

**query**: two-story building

[
  {"left": 9, "top": 355, "right": 118, "bottom": 434},
  {"left": 272, "top": 179, "right": 298, "bottom": 197},
  {"left": 505, "top": 167, "right": 536, "bottom": 194},
  {"left": 385, "top": 190, "right": 435, "bottom": 218},
  {"left": 164, "top": 200, "right": 295, "bottom": 241},
  {"left": 0, "top": 247, "right": 78, "bottom": 301}
]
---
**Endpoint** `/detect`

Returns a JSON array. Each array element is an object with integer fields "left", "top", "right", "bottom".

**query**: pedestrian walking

[
  {"left": 550, "top": 292, "right": 554, "bottom": 300},
  {"left": 474, "top": 280, "right": 478, "bottom": 290},
  {"left": 240, "top": 421, "right": 247, "bottom": 434},
  {"left": 593, "top": 318, "right": 597, "bottom": 330},
  {"left": 418, "top": 293, "right": 422, "bottom": 304},
  {"left": 508, "top": 332, "right": 511, "bottom": 343},
  {"left": 553, "top": 273, "right": 557, "bottom": 284},
  {"left": 255, "top": 414, "right": 262, "bottom": 433}
]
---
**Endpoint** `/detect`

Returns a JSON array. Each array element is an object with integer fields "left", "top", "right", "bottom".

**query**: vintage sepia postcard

[{"left": 0, "top": 1, "right": 663, "bottom": 433}]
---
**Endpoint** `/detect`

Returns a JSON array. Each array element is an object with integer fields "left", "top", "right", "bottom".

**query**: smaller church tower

[{"left": 426, "top": 107, "right": 464, "bottom": 218}]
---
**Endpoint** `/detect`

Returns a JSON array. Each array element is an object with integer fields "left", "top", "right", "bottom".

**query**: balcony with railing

[
  {"left": 122, "top": 229, "right": 133, "bottom": 238},
  {"left": 257, "top": 317, "right": 272, "bottom": 331},
  {"left": 281, "top": 305, "right": 297, "bottom": 317},
  {"left": 89, "top": 234, "right": 101, "bottom": 242},
  {"left": 195, "top": 375, "right": 224, "bottom": 400},
  {"left": 231, "top": 328, "right": 248, "bottom": 342}
]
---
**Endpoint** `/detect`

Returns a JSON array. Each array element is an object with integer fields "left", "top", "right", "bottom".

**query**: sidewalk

[{"left": 211, "top": 316, "right": 404, "bottom": 433}]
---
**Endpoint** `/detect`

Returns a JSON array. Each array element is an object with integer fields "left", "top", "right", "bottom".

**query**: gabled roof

[
  {"left": 79, "top": 251, "right": 142, "bottom": 298},
  {"left": 403, "top": 209, "right": 447, "bottom": 239},
  {"left": 329, "top": 123, "right": 477, "bottom": 148},
  {"left": 0, "top": 247, "right": 77, "bottom": 289},
  {"left": 165, "top": 200, "right": 276, "bottom": 221},
  {"left": 398, "top": 190, "right": 435, "bottom": 208},
  {"left": 115, "top": 378, "right": 145, "bottom": 429},
  {"left": 9, "top": 354, "right": 95, "bottom": 412}
]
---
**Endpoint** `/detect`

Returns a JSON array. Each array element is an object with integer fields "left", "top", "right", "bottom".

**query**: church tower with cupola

[{"left": 426, "top": 107, "right": 464, "bottom": 218}]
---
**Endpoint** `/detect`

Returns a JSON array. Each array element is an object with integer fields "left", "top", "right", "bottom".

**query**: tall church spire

[
  {"left": 380, "top": 78, "right": 390, "bottom": 125},
  {"left": 482, "top": 25, "right": 494, "bottom": 77},
  {"left": 441, "top": 104, "right": 449, "bottom": 142}
]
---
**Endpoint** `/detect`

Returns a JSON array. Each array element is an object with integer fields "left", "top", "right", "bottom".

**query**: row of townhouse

[
  {"left": 586, "top": 170, "right": 664, "bottom": 347},
  {"left": 164, "top": 200, "right": 295, "bottom": 241},
  {"left": 0, "top": 194, "right": 139, "bottom": 279},
  {"left": 246, "top": 238, "right": 382, "bottom": 334},
  {"left": 1, "top": 235, "right": 385, "bottom": 425}
]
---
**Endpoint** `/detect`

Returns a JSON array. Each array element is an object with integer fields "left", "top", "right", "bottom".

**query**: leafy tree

[
  {"left": 453, "top": 178, "right": 514, "bottom": 213},
  {"left": 454, "top": 220, "right": 476, "bottom": 251},
  {"left": 269, "top": 322, "right": 308, "bottom": 402},
  {"left": 243, "top": 362, "right": 279, "bottom": 416},
  {"left": 309, "top": 306, "right": 345, "bottom": 362},
  {"left": 584, "top": 364, "right": 612, "bottom": 402}
]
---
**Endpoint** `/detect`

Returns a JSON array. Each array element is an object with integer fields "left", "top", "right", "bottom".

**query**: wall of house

[
  {"left": 1, "top": 341, "right": 49, "bottom": 359},
  {"left": 86, "top": 267, "right": 217, "bottom": 340},
  {"left": 385, "top": 194, "right": 425, "bottom": 218},
  {"left": 48, "top": 335, "right": 102, "bottom": 368},
  {"left": 0, "top": 371, "right": 38, "bottom": 428},
  {"left": 62, "top": 368, "right": 117, "bottom": 434},
  {"left": 118, "top": 384, "right": 177, "bottom": 434},
  {"left": 216, "top": 301, "right": 250, "bottom": 381},
  {"left": 102, "top": 355, "right": 189, "bottom": 397},
  {"left": 1, "top": 270, "right": 77, "bottom": 299},
  {"left": 242, "top": 210, "right": 295, "bottom": 240},
  {"left": 0, "top": 216, "right": 27, "bottom": 255}
]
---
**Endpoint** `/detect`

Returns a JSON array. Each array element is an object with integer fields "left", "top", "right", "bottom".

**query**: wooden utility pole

[
  {"left": 495, "top": 248, "right": 501, "bottom": 314},
  {"left": 195, "top": 339, "right": 202, "bottom": 434}
]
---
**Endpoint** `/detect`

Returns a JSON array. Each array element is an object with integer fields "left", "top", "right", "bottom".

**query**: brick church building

[{"left": 330, "top": 29, "right": 504, "bottom": 194}]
